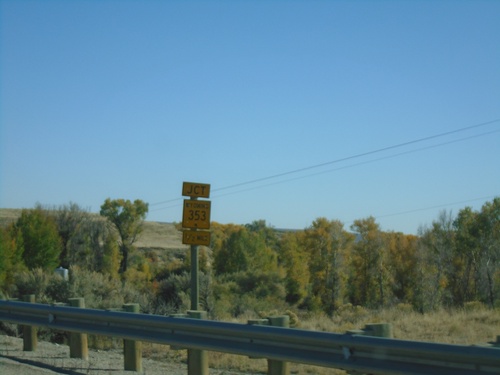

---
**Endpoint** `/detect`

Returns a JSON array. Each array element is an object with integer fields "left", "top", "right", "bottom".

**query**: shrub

[
  {"left": 69, "top": 266, "right": 124, "bottom": 309},
  {"left": 12, "top": 208, "right": 62, "bottom": 271},
  {"left": 14, "top": 268, "right": 52, "bottom": 302},
  {"left": 46, "top": 275, "right": 71, "bottom": 303},
  {"left": 152, "top": 272, "right": 191, "bottom": 315}
]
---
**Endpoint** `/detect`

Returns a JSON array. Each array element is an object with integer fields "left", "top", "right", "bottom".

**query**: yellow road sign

[
  {"left": 182, "top": 182, "right": 210, "bottom": 198},
  {"left": 182, "top": 199, "right": 211, "bottom": 229},
  {"left": 182, "top": 230, "right": 211, "bottom": 246}
]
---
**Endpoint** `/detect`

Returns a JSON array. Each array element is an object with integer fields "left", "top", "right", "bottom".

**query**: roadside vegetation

[{"left": 0, "top": 197, "right": 499, "bottom": 373}]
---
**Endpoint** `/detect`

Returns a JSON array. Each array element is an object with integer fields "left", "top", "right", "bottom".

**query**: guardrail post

[
  {"left": 346, "top": 323, "right": 393, "bottom": 375},
  {"left": 123, "top": 303, "right": 142, "bottom": 372},
  {"left": 267, "top": 316, "right": 290, "bottom": 375},
  {"left": 22, "top": 294, "right": 37, "bottom": 351},
  {"left": 187, "top": 310, "right": 208, "bottom": 375},
  {"left": 363, "top": 323, "right": 393, "bottom": 338},
  {"left": 68, "top": 298, "right": 89, "bottom": 360},
  {"left": 490, "top": 336, "right": 500, "bottom": 348}
]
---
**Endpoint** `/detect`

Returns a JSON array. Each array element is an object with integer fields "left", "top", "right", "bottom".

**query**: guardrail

[{"left": 1, "top": 299, "right": 499, "bottom": 375}]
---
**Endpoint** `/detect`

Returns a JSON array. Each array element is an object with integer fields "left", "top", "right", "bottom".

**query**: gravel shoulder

[{"left": 0, "top": 335, "right": 251, "bottom": 375}]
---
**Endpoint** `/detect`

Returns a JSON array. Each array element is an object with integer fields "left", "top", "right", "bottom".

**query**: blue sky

[{"left": 1, "top": 0, "right": 499, "bottom": 234}]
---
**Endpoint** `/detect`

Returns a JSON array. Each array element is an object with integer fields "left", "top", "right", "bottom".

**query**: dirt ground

[{"left": 0, "top": 335, "right": 251, "bottom": 375}]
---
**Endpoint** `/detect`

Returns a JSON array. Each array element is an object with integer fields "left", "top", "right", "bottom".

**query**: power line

[
  {"left": 372, "top": 195, "right": 498, "bottom": 221},
  {"left": 209, "top": 129, "right": 500, "bottom": 200},
  {"left": 212, "top": 118, "right": 500, "bottom": 193},
  {"left": 149, "top": 118, "right": 500, "bottom": 210}
]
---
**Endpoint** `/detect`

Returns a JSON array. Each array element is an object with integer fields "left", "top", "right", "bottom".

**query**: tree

[
  {"left": 67, "top": 215, "right": 120, "bottom": 277},
  {"left": 279, "top": 230, "right": 310, "bottom": 305},
  {"left": 453, "top": 206, "right": 481, "bottom": 305},
  {"left": 213, "top": 225, "right": 278, "bottom": 275},
  {"left": 0, "top": 227, "right": 27, "bottom": 289},
  {"left": 416, "top": 210, "right": 455, "bottom": 309},
  {"left": 304, "top": 218, "right": 354, "bottom": 313},
  {"left": 12, "top": 208, "right": 62, "bottom": 271},
  {"left": 349, "top": 217, "right": 390, "bottom": 308},
  {"left": 385, "top": 232, "right": 418, "bottom": 304},
  {"left": 476, "top": 198, "right": 500, "bottom": 307},
  {"left": 246, "top": 220, "right": 280, "bottom": 252},
  {"left": 0, "top": 230, "right": 5, "bottom": 285},
  {"left": 52, "top": 202, "right": 89, "bottom": 268},
  {"left": 211, "top": 223, "right": 243, "bottom": 274},
  {"left": 100, "top": 198, "right": 149, "bottom": 274}
]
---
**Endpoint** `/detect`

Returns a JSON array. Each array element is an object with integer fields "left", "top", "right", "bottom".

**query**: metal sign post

[
  {"left": 190, "top": 223, "right": 199, "bottom": 311},
  {"left": 181, "top": 182, "right": 211, "bottom": 311}
]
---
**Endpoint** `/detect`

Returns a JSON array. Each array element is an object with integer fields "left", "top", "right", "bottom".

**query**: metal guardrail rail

[{"left": 0, "top": 300, "right": 499, "bottom": 375}]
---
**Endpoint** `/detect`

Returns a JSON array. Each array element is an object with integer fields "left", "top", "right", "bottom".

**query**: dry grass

[
  {"left": 134, "top": 221, "right": 186, "bottom": 250},
  {"left": 138, "top": 305, "right": 500, "bottom": 375}
]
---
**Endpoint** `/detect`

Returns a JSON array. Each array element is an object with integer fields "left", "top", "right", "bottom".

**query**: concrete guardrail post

[
  {"left": 267, "top": 316, "right": 290, "bottom": 375},
  {"left": 346, "top": 323, "right": 393, "bottom": 375},
  {"left": 490, "top": 336, "right": 500, "bottom": 348},
  {"left": 123, "top": 303, "right": 142, "bottom": 372},
  {"left": 68, "top": 298, "right": 89, "bottom": 360},
  {"left": 187, "top": 310, "right": 209, "bottom": 375},
  {"left": 363, "top": 323, "right": 393, "bottom": 338},
  {"left": 22, "top": 294, "right": 37, "bottom": 351}
]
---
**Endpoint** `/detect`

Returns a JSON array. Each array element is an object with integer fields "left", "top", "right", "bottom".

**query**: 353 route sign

[{"left": 182, "top": 199, "right": 211, "bottom": 229}]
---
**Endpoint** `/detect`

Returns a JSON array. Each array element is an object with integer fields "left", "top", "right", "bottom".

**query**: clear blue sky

[{"left": 1, "top": 1, "right": 499, "bottom": 234}]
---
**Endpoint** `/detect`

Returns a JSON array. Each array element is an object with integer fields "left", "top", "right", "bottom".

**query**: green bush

[
  {"left": 14, "top": 268, "right": 52, "bottom": 302},
  {"left": 69, "top": 266, "right": 124, "bottom": 309},
  {"left": 12, "top": 208, "right": 62, "bottom": 271}
]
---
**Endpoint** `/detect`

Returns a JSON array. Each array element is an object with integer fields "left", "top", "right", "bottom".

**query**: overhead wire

[
  {"left": 210, "top": 128, "right": 500, "bottom": 200},
  {"left": 211, "top": 118, "right": 500, "bottom": 193},
  {"left": 149, "top": 118, "right": 500, "bottom": 212},
  {"left": 372, "top": 195, "right": 499, "bottom": 221}
]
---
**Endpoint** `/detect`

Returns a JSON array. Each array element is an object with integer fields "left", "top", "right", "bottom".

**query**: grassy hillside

[
  {"left": 134, "top": 221, "right": 186, "bottom": 250},
  {"left": 0, "top": 209, "right": 23, "bottom": 228}
]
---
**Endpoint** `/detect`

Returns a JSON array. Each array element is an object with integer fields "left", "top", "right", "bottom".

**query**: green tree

[
  {"left": 100, "top": 198, "right": 149, "bottom": 273},
  {"left": 3, "top": 226, "right": 26, "bottom": 288},
  {"left": 386, "top": 232, "right": 418, "bottom": 304},
  {"left": 453, "top": 206, "right": 481, "bottom": 305},
  {"left": 279, "top": 230, "right": 310, "bottom": 305},
  {"left": 416, "top": 210, "right": 455, "bottom": 309},
  {"left": 213, "top": 226, "right": 249, "bottom": 274},
  {"left": 0, "top": 230, "right": 5, "bottom": 285},
  {"left": 476, "top": 198, "right": 500, "bottom": 307},
  {"left": 246, "top": 220, "right": 280, "bottom": 252},
  {"left": 213, "top": 226, "right": 278, "bottom": 275},
  {"left": 68, "top": 215, "right": 120, "bottom": 277},
  {"left": 304, "top": 218, "right": 354, "bottom": 313},
  {"left": 52, "top": 202, "right": 89, "bottom": 268},
  {"left": 12, "top": 208, "right": 62, "bottom": 271},
  {"left": 349, "top": 217, "right": 390, "bottom": 308},
  {"left": 211, "top": 223, "right": 242, "bottom": 274},
  {"left": 100, "top": 229, "right": 120, "bottom": 279}
]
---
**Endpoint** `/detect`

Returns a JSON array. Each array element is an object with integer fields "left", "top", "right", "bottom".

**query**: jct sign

[{"left": 182, "top": 182, "right": 210, "bottom": 198}]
